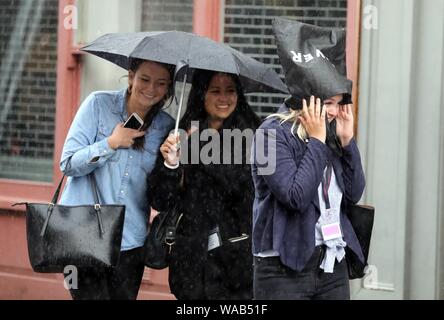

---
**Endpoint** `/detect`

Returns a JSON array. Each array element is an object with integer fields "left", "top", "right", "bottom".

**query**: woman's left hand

[{"left": 335, "top": 104, "right": 354, "bottom": 147}]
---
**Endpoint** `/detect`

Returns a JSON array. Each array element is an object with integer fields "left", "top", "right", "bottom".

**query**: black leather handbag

[
  {"left": 144, "top": 206, "right": 182, "bottom": 270},
  {"left": 346, "top": 204, "right": 375, "bottom": 279},
  {"left": 14, "top": 172, "right": 125, "bottom": 273}
]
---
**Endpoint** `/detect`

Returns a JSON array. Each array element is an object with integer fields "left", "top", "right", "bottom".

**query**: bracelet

[{"left": 163, "top": 160, "right": 179, "bottom": 170}]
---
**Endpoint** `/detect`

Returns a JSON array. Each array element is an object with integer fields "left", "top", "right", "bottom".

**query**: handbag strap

[
  {"left": 88, "top": 173, "right": 101, "bottom": 205},
  {"left": 89, "top": 173, "right": 105, "bottom": 235},
  {"left": 41, "top": 157, "right": 105, "bottom": 237},
  {"left": 50, "top": 157, "right": 101, "bottom": 205},
  {"left": 50, "top": 173, "right": 67, "bottom": 205}
]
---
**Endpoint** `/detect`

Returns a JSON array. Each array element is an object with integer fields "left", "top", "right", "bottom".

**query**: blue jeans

[{"left": 253, "top": 246, "right": 350, "bottom": 300}]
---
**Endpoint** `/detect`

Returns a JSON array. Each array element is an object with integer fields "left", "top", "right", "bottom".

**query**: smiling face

[
  {"left": 204, "top": 73, "right": 238, "bottom": 129},
  {"left": 128, "top": 61, "right": 171, "bottom": 114},
  {"left": 323, "top": 94, "right": 343, "bottom": 122}
]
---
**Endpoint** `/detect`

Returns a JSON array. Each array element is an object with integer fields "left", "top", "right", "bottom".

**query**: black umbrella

[
  {"left": 80, "top": 31, "right": 288, "bottom": 95},
  {"left": 82, "top": 31, "right": 288, "bottom": 168}
]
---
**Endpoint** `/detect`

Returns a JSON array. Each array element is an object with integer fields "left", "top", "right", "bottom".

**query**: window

[
  {"left": 0, "top": 0, "right": 59, "bottom": 182},
  {"left": 142, "top": 0, "right": 194, "bottom": 32}
]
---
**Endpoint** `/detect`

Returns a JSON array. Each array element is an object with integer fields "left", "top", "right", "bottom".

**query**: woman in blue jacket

[
  {"left": 59, "top": 58, "right": 175, "bottom": 300},
  {"left": 251, "top": 94, "right": 365, "bottom": 300}
]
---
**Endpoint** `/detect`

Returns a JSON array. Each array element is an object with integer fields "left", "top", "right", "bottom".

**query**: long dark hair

[
  {"left": 179, "top": 70, "right": 260, "bottom": 132},
  {"left": 128, "top": 58, "right": 175, "bottom": 150}
]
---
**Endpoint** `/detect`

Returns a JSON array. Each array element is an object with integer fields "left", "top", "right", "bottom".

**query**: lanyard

[{"left": 321, "top": 164, "right": 333, "bottom": 209}]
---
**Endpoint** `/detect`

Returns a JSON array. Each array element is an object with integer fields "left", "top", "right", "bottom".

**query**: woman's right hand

[
  {"left": 160, "top": 133, "right": 180, "bottom": 166},
  {"left": 107, "top": 123, "right": 146, "bottom": 149},
  {"left": 298, "top": 96, "right": 326, "bottom": 143}
]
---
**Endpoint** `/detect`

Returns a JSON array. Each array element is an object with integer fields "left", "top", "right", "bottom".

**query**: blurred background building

[{"left": 0, "top": 0, "right": 443, "bottom": 299}]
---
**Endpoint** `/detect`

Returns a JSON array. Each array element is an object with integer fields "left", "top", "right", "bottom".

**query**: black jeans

[
  {"left": 202, "top": 251, "right": 253, "bottom": 300},
  {"left": 67, "top": 247, "right": 145, "bottom": 300},
  {"left": 253, "top": 246, "right": 350, "bottom": 300}
]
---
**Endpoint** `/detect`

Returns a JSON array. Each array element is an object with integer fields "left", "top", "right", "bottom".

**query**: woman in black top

[{"left": 147, "top": 69, "right": 260, "bottom": 299}]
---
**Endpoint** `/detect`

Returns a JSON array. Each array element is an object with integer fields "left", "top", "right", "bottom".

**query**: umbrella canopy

[{"left": 80, "top": 31, "right": 288, "bottom": 94}]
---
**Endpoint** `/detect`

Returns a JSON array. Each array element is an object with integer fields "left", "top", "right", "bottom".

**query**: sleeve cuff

[
  {"left": 89, "top": 138, "right": 116, "bottom": 163},
  {"left": 308, "top": 137, "right": 330, "bottom": 153},
  {"left": 342, "top": 137, "right": 358, "bottom": 155},
  {"left": 163, "top": 160, "right": 180, "bottom": 170}
]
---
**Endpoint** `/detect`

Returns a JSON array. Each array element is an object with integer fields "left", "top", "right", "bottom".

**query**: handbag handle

[
  {"left": 89, "top": 173, "right": 105, "bottom": 235},
  {"left": 40, "top": 158, "right": 105, "bottom": 237}
]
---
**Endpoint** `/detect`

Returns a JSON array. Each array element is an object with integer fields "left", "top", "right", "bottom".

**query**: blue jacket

[{"left": 251, "top": 104, "right": 365, "bottom": 271}]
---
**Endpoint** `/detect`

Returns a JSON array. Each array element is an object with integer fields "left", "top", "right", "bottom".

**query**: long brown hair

[
  {"left": 128, "top": 58, "right": 175, "bottom": 150},
  {"left": 179, "top": 70, "right": 260, "bottom": 131}
]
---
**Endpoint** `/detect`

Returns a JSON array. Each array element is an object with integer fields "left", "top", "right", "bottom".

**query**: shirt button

[
  {"left": 129, "top": 156, "right": 133, "bottom": 159},
  {"left": 125, "top": 173, "right": 129, "bottom": 176},
  {"left": 120, "top": 190, "right": 124, "bottom": 194}
]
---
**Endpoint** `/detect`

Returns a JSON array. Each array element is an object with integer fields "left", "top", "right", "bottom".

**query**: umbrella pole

[
  {"left": 163, "top": 73, "right": 188, "bottom": 170},
  {"left": 174, "top": 73, "right": 188, "bottom": 137}
]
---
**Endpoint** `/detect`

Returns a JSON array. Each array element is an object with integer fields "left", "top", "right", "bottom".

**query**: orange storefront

[{"left": 0, "top": 0, "right": 361, "bottom": 299}]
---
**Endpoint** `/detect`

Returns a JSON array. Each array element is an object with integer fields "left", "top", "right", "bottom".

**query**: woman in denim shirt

[{"left": 59, "top": 58, "right": 175, "bottom": 300}]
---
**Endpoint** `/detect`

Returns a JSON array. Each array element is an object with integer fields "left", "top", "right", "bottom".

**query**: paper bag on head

[{"left": 272, "top": 17, "right": 352, "bottom": 109}]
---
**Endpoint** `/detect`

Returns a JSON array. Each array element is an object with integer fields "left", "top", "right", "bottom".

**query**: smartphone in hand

[{"left": 123, "top": 113, "right": 144, "bottom": 130}]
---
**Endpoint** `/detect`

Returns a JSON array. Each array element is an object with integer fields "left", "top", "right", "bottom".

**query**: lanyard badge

[
  {"left": 320, "top": 164, "right": 342, "bottom": 241},
  {"left": 320, "top": 208, "right": 342, "bottom": 241}
]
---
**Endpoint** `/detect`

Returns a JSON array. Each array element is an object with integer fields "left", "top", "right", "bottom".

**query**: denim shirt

[{"left": 59, "top": 89, "right": 174, "bottom": 251}]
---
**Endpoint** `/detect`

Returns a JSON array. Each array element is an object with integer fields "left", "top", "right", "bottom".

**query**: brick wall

[
  {"left": 141, "top": 0, "right": 193, "bottom": 32},
  {"left": 223, "top": 0, "right": 348, "bottom": 117},
  {"left": 0, "top": 0, "right": 58, "bottom": 182}
]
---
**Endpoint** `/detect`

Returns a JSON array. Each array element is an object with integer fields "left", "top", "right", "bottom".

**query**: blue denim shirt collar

[{"left": 110, "top": 88, "right": 128, "bottom": 116}]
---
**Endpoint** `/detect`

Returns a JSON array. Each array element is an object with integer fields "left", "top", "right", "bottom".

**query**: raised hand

[
  {"left": 298, "top": 96, "right": 327, "bottom": 143},
  {"left": 108, "top": 123, "right": 146, "bottom": 149},
  {"left": 335, "top": 104, "right": 354, "bottom": 147},
  {"left": 160, "top": 133, "right": 180, "bottom": 167}
]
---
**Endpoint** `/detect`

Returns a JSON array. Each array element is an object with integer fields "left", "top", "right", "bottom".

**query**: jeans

[{"left": 253, "top": 246, "right": 350, "bottom": 300}]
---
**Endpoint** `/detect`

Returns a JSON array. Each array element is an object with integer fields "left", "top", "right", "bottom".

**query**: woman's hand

[
  {"left": 298, "top": 96, "right": 326, "bottom": 143},
  {"left": 335, "top": 104, "right": 354, "bottom": 147},
  {"left": 107, "top": 123, "right": 146, "bottom": 150},
  {"left": 160, "top": 133, "right": 180, "bottom": 166}
]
